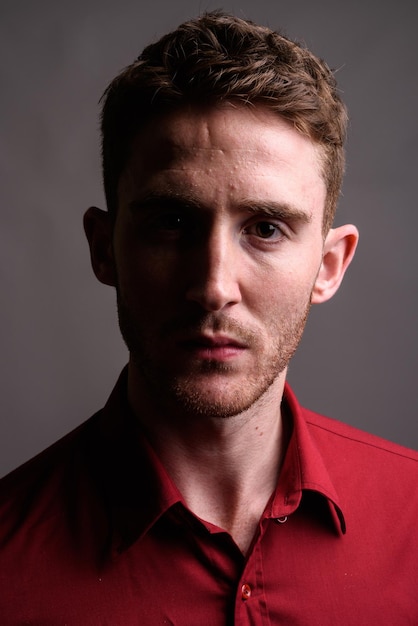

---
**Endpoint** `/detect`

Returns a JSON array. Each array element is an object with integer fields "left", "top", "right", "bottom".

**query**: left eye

[{"left": 246, "top": 221, "right": 282, "bottom": 239}]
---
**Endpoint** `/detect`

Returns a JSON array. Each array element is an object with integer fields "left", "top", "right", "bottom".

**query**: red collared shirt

[{"left": 1, "top": 370, "right": 418, "bottom": 625}]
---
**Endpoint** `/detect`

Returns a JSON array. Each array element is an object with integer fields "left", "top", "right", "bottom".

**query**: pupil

[
  {"left": 258, "top": 222, "right": 275, "bottom": 237},
  {"left": 164, "top": 215, "right": 181, "bottom": 229}
]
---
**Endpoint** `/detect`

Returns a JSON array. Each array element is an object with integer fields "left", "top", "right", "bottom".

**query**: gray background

[{"left": 1, "top": 0, "right": 417, "bottom": 478}]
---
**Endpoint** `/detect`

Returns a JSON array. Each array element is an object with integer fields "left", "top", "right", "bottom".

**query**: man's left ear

[{"left": 311, "top": 225, "right": 359, "bottom": 304}]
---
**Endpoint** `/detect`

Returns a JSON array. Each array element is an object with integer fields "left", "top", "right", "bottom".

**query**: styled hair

[{"left": 101, "top": 11, "right": 347, "bottom": 232}]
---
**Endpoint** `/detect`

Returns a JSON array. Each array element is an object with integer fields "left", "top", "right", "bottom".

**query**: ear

[
  {"left": 311, "top": 224, "right": 359, "bottom": 304},
  {"left": 83, "top": 207, "right": 116, "bottom": 287}
]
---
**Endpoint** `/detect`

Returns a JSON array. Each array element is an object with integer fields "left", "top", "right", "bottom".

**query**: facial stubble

[{"left": 116, "top": 288, "right": 311, "bottom": 419}]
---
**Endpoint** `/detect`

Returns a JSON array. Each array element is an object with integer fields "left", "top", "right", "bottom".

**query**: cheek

[
  {"left": 115, "top": 248, "right": 183, "bottom": 311},
  {"left": 248, "top": 260, "right": 319, "bottom": 308},
  {"left": 114, "top": 229, "right": 168, "bottom": 280}
]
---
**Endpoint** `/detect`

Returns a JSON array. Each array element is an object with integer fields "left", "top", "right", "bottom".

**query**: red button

[{"left": 241, "top": 583, "right": 252, "bottom": 600}]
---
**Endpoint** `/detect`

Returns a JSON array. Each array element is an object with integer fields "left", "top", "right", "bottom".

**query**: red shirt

[{"left": 1, "top": 369, "right": 417, "bottom": 625}]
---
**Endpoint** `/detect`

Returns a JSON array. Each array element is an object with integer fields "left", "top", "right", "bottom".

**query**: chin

[{"left": 168, "top": 372, "right": 280, "bottom": 419}]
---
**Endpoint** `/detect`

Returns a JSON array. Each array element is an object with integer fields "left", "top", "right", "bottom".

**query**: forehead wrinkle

[{"left": 158, "top": 142, "right": 324, "bottom": 183}]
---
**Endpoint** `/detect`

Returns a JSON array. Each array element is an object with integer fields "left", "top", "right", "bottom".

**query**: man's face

[{"left": 112, "top": 105, "right": 327, "bottom": 418}]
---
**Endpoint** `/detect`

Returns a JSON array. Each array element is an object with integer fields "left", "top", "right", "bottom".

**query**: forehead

[
  {"left": 130, "top": 104, "right": 321, "bottom": 165},
  {"left": 119, "top": 104, "right": 326, "bottom": 217}
]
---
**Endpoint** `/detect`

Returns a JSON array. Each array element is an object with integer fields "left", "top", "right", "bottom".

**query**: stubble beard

[{"left": 116, "top": 289, "right": 311, "bottom": 419}]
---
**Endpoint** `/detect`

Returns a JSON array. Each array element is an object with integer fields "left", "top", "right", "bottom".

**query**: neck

[{"left": 128, "top": 365, "right": 287, "bottom": 554}]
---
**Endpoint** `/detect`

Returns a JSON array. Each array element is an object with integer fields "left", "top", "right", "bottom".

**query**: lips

[{"left": 178, "top": 333, "right": 248, "bottom": 360}]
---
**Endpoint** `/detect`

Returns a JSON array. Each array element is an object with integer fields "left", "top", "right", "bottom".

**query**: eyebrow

[
  {"left": 128, "top": 192, "right": 201, "bottom": 213},
  {"left": 128, "top": 192, "right": 312, "bottom": 224},
  {"left": 239, "top": 199, "right": 312, "bottom": 225}
]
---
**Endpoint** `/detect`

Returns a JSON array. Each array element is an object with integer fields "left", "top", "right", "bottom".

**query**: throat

[
  {"left": 172, "top": 453, "right": 280, "bottom": 555},
  {"left": 135, "top": 378, "right": 289, "bottom": 555},
  {"left": 194, "top": 494, "right": 272, "bottom": 555}
]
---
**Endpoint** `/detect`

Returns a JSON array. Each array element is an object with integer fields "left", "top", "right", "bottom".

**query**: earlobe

[
  {"left": 83, "top": 207, "right": 116, "bottom": 287},
  {"left": 311, "top": 224, "right": 359, "bottom": 304}
]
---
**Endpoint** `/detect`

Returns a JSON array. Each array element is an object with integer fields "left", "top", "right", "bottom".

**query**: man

[{"left": 1, "top": 11, "right": 417, "bottom": 625}]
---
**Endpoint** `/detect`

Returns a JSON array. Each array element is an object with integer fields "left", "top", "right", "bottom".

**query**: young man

[{"left": 1, "top": 12, "right": 417, "bottom": 625}]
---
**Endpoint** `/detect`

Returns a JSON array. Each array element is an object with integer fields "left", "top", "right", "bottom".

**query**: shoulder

[
  {"left": 299, "top": 404, "right": 418, "bottom": 516},
  {"left": 290, "top": 401, "right": 418, "bottom": 547},
  {"left": 0, "top": 412, "right": 102, "bottom": 530},
  {"left": 303, "top": 406, "right": 418, "bottom": 465},
  {"left": 284, "top": 383, "right": 418, "bottom": 470}
]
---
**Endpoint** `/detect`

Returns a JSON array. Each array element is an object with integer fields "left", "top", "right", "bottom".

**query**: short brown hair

[{"left": 101, "top": 11, "right": 347, "bottom": 232}]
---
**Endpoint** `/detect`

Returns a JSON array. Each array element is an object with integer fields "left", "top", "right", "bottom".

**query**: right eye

[
  {"left": 143, "top": 211, "right": 193, "bottom": 242},
  {"left": 154, "top": 213, "right": 184, "bottom": 231}
]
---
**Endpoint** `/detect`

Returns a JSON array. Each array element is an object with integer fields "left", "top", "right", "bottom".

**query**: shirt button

[{"left": 241, "top": 583, "right": 252, "bottom": 600}]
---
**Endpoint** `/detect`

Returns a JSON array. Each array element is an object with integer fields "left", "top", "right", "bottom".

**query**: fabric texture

[{"left": 1, "top": 369, "right": 417, "bottom": 625}]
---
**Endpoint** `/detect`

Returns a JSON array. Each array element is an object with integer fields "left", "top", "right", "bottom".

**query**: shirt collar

[
  {"left": 94, "top": 371, "right": 346, "bottom": 553},
  {"left": 269, "top": 383, "right": 346, "bottom": 534},
  {"left": 92, "top": 368, "right": 184, "bottom": 552}
]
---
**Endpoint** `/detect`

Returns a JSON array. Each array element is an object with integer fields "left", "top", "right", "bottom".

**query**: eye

[
  {"left": 145, "top": 212, "right": 188, "bottom": 239},
  {"left": 245, "top": 221, "right": 284, "bottom": 240},
  {"left": 156, "top": 213, "right": 184, "bottom": 231}
]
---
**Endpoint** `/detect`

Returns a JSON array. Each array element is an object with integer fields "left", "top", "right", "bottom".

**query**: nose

[{"left": 185, "top": 226, "right": 242, "bottom": 312}]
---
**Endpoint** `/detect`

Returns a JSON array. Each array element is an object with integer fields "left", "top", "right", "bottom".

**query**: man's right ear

[{"left": 83, "top": 207, "right": 116, "bottom": 287}]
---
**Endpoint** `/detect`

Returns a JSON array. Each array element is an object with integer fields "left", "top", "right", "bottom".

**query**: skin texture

[{"left": 84, "top": 104, "right": 358, "bottom": 552}]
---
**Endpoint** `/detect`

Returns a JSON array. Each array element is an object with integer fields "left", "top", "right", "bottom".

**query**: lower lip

[{"left": 182, "top": 343, "right": 245, "bottom": 361}]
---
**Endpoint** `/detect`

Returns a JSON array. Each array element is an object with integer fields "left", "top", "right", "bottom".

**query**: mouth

[{"left": 178, "top": 333, "right": 248, "bottom": 361}]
